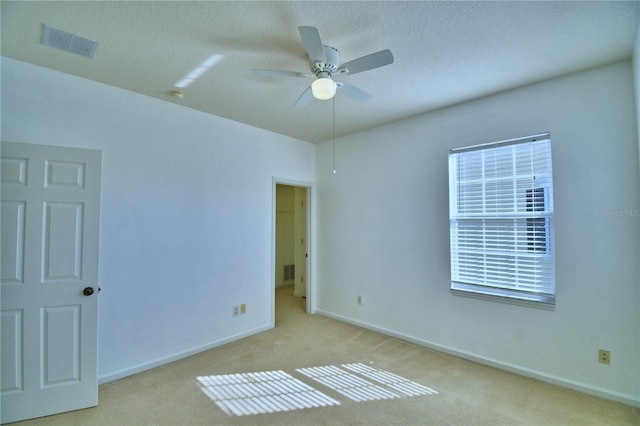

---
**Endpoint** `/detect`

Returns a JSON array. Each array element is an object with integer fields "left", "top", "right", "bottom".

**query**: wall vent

[
  {"left": 284, "top": 264, "right": 295, "bottom": 281},
  {"left": 42, "top": 24, "right": 98, "bottom": 59}
]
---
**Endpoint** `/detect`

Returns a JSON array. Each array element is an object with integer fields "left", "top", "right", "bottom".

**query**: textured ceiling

[{"left": 2, "top": 1, "right": 639, "bottom": 143}]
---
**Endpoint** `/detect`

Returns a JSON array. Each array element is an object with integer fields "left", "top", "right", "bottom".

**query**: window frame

[{"left": 448, "top": 133, "right": 556, "bottom": 309}]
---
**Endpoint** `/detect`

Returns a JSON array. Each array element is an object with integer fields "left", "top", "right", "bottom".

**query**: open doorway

[{"left": 274, "top": 182, "right": 310, "bottom": 325}]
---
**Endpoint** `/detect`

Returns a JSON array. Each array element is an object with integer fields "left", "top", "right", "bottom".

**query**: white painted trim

[
  {"left": 315, "top": 309, "right": 640, "bottom": 408},
  {"left": 98, "top": 324, "right": 272, "bottom": 385}
]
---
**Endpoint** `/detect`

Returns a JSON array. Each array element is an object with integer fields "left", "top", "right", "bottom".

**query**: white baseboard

[
  {"left": 98, "top": 323, "right": 273, "bottom": 385},
  {"left": 316, "top": 309, "right": 640, "bottom": 408}
]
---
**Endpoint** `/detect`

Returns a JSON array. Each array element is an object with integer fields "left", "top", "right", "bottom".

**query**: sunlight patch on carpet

[
  {"left": 198, "top": 364, "right": 437, "bottom": 416},
  {"left": 297, "top": 363, "right": 437, "bottom": 402},
  {"left": 342, "top": 363, "right": 438, "bottom": 397},
  {"left": 297, "top": 365, "right": 398, "bottom": 401},
  {"left": 197, "top": 370, "right": 340, "bottom": 416}
]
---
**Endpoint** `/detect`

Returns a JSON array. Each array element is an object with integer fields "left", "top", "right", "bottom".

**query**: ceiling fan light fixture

[{"left": 311, "top": 77, "right": 337, "bottom": 100}]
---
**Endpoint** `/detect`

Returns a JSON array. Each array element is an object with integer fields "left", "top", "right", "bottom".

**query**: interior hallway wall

[
  {"left": 316, "top": 60, "right": 640, "bottom": 405},
  {"left": 632, "top": 21, "right": 640, "bottom": 405},
  {"left": 293, "top": 186, "right": 307, "bottom": 298},
  {"left": 1, "top": 57, "right": 315, "bottom": 383},
  {"left": 275, "top": 184, "right": 295, "bottom": 287}
]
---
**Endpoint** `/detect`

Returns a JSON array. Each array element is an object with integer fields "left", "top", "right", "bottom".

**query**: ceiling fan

[{"left": 253, "top": 26, "right": 394, "bottom": 106}]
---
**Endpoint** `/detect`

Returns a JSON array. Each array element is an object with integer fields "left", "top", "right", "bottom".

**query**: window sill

[{"left": 451, "top": 282, "right": 555, "bottom": 310}]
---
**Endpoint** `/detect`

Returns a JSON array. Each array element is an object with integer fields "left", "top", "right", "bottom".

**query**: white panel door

[
  {"left": 1, "top": 142, "right": 102, "bottom": 423},
  {"left": 294, "top": 187, "right": 307, "bottom": 299}
]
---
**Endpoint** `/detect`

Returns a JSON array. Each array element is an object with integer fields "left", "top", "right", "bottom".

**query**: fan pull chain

[{"left": 332, "top": 96, "right": 337, "bottom": 174}]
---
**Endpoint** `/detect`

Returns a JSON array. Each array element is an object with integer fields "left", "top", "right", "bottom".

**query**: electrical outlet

[
  {"left": 240, "top": 303, "right": 246, "bottom": 314},
  {"left": 233, "top": 306, "right": 239, "bottom": 317},
  {"left": 356, "top": 295, "right": 363, "bottom": 305},
  {"left": 598, "top": 349, "right": 610, "bottom": 365}
]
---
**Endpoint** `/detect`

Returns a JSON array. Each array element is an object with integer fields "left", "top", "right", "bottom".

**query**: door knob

[{"left": 83, "top": 287, "right": 95, "bottom": 296}]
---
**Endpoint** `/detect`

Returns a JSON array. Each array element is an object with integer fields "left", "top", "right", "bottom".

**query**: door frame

[{"left": 271, "top": 177, "right": 315, "bottom": 325}]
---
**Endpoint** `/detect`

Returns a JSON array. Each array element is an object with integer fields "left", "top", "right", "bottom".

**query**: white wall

[
  {"left": 1, "top": 57, "right": 315, "bottom": 382},
  {"left": 316, "top": 60, "right": 640, "bottom": 405}
]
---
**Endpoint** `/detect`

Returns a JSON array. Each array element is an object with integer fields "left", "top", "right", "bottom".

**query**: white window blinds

[{"left": 448, "top": 133, "right": 556, "bottom": 306}]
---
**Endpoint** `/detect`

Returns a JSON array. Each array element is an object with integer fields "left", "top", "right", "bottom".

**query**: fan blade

[
  {"left": 295, "top": 87, "right": 314, "bottom": 107},
  {"left": 298, "top": 26, "right": 326, "bottom": 63},
  {"left": 337, "top": 49, "right": 394, "bottom": 75},
  {"left": 253, "top": 69, "right": 308, "bottom": 78},
  {"left": 337, "top": 81, "right": 371, "bottom": 103}
]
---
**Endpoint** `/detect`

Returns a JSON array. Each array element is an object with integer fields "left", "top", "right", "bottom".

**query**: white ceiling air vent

[{"left": 42, "top": 24, "right": 98, "bottom": 59}]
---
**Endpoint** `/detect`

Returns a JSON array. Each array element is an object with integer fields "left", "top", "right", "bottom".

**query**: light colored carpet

[{"left": 12, "top": 285, "right": 639, "bottom": 425}]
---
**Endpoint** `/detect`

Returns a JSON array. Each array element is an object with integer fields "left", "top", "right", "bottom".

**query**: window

[{"left": 448, "top": 133, "right": 555, "bottom": 308}]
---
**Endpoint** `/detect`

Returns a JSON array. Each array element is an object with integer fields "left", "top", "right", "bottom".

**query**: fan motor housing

[{"left": 311, "top": 45, "right": 340, "bottom": 75}]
